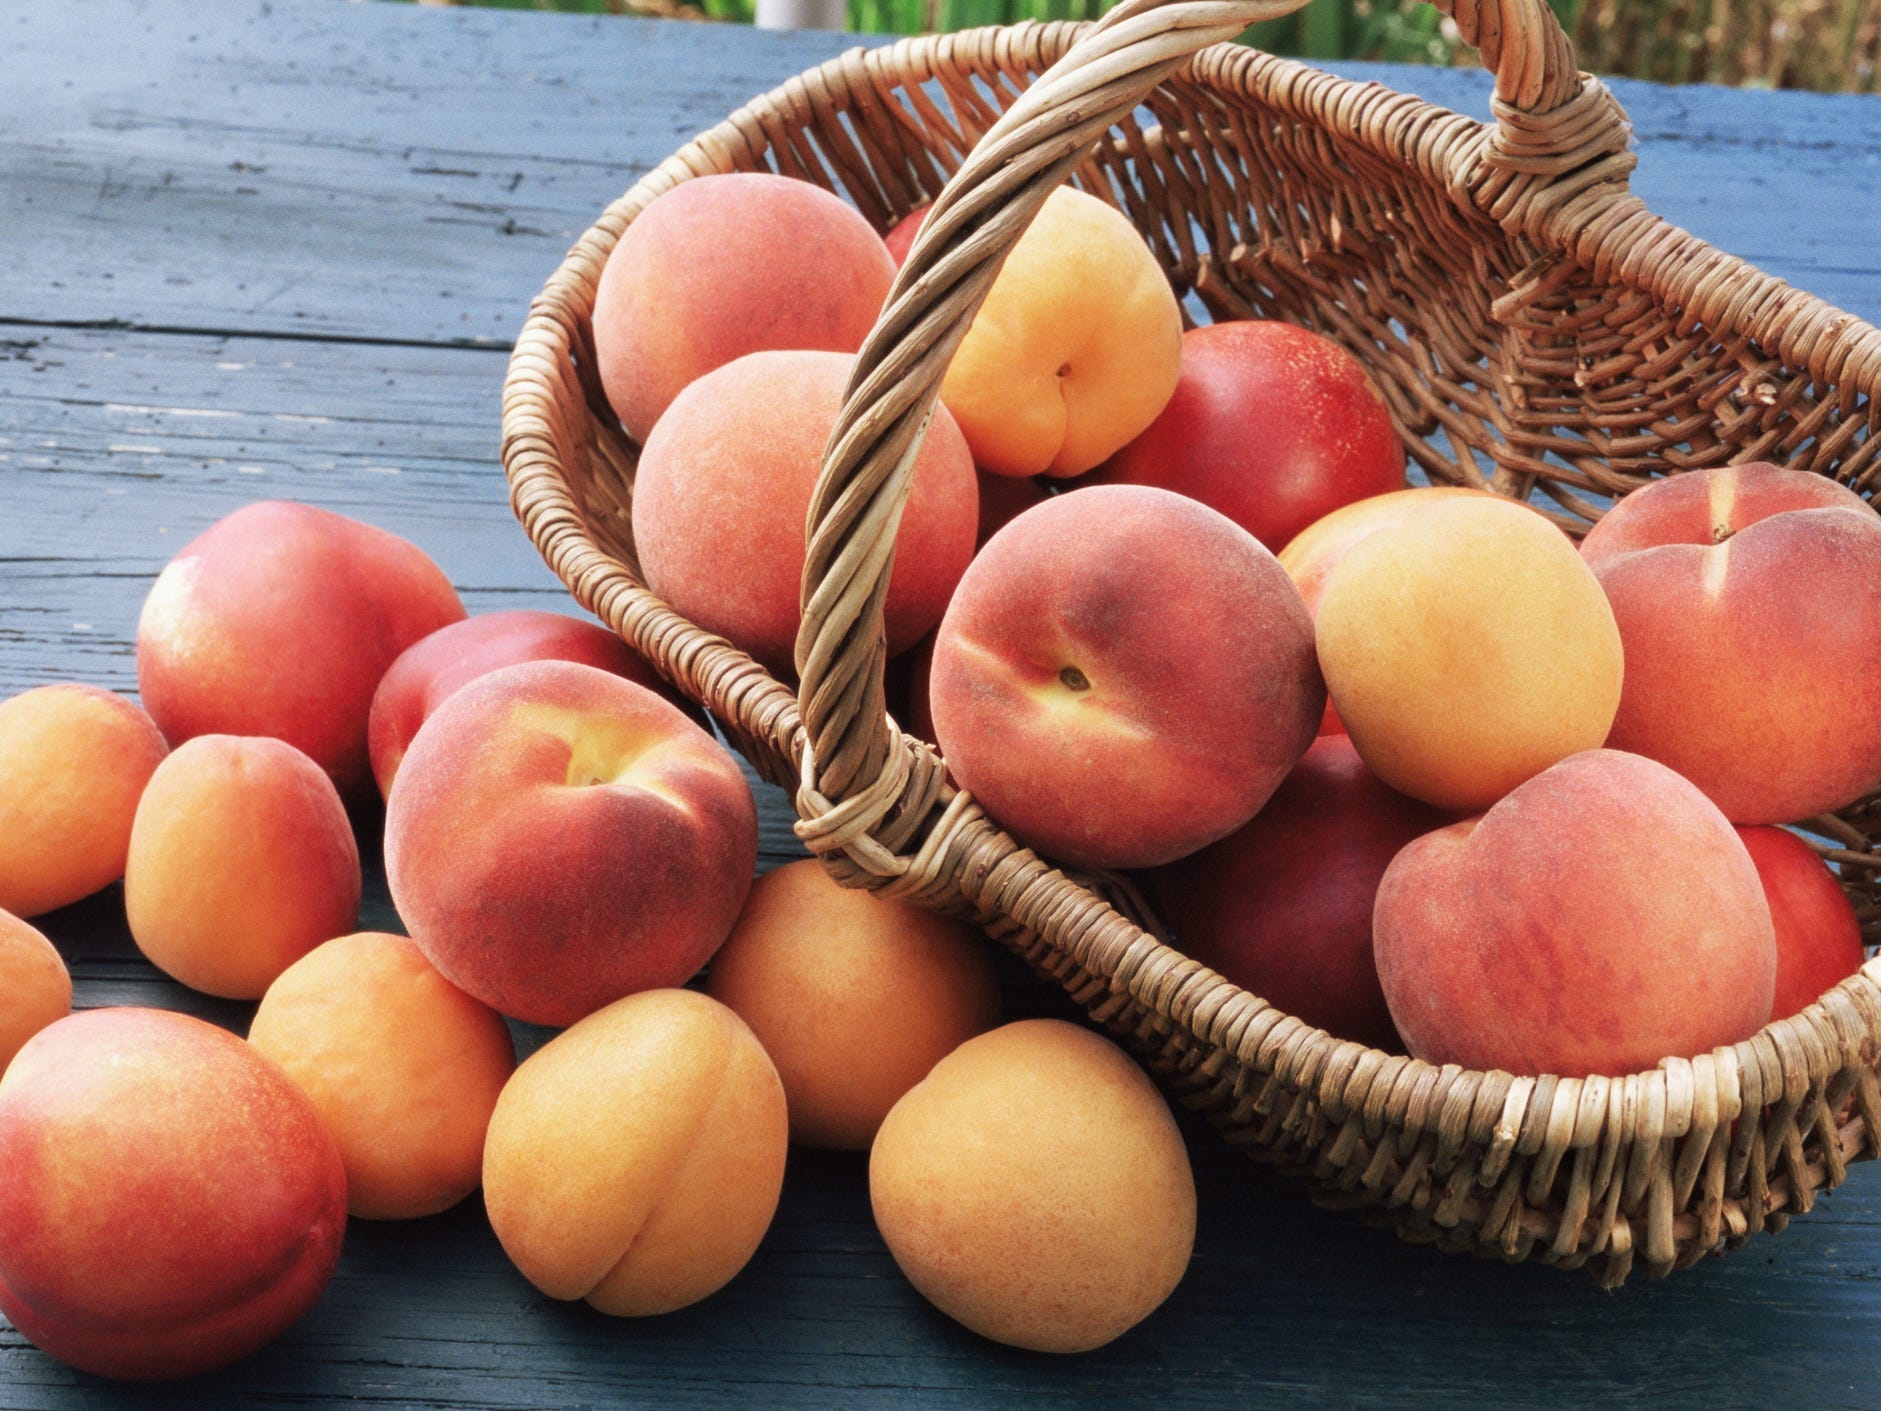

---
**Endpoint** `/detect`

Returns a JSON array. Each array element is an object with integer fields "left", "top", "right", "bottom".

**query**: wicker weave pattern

[{"left": 501, "top": 0, "right": 1881, "bottom": 1284}]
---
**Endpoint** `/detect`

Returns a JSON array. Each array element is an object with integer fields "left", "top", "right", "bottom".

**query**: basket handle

[{"left": 793, "top": 0, "right": 1596, "bottom": 852}]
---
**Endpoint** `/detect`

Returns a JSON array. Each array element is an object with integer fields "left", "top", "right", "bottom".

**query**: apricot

[
  {"left": 705, "top": 859, "right": 1000, "bottom": 1150},
  {"left": 940, "top": 186, "right": 1182, "bottom": 478},
  {"left": 593, "top": 171, "right": 896, "bottom": 443},
  {"left": 1374, "top": 750, "right": 1776, "bottom": 1078},
  {"left": 0, "top": 1008, "right": 347, "bottom": 1380},
  {"left": 482, "top": 988, "right": 787, "bottom": 1316},
  {"left": 248, "top": 932, "right": 517, "bottom": 1220},
  {"left": 0, "top": 684, "right": 168, "bottom": 917},
  {"left": 125, "top": 735, "right": 361, "bottom": 1000},
  {"left": 870, "top": 1019, "right": 1194, "bottom": 1353},
  {"left": 1736, "top": 826, "right": 1868, "bottom": 1020},
  {"left": 0, "top": 912, "right": 70, "bottom": 1078},
  {"left": 1315, "top": 494, "right": 1623, "bottom": 811}
]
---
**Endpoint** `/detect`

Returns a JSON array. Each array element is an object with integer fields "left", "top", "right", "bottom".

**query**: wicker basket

[{"left": 501, "top": 0, "right": 1881, "bottom": 1286}]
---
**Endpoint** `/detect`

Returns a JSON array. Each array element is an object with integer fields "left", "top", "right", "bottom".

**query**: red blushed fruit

[
  {"left": 0, "top": 1008, "right": 347, "bottom": 1381},
  {"left": 1090, "top": 321, "right": 1406, "bottom": 553},
  {"left": 884, "top": 206, "right": 929, "bottom": 266},
  {"left": 1160, "top": 736, "right": 1454, "bottom": 1052},
  {"left": 1736, "top": 826, "right": 1869, "bottom": 1020}
]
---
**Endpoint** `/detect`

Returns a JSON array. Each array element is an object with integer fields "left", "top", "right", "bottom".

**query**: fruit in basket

[
  {"left": 1314, "top": 494, "right": 1623, "bottom": 811},
  {"left": 482, "top": 988, "right": 787, "bottom": 1316},
  {"left": 940, "top": 186, "right": 1182, "bottom": 479},
  {"left": 0, "top": 683, "right": 169, "bottom": 918},
  {"left": 1092, "top": 320, "right": 1406, "bottom": 552},
  {"left": 125, "top": 735, "right": 361, "bottom": 1000},
  {"left": 592, "top": 171, "right": 897, "bottom": 444},
  {"left": 869, "top": 1018, "right": 1194, "bottom": 1354},
  {"left": 136, "top": 500, "right": 466, "bottom": 799},
  {"left": 367, "top": 608, "right": 696, "bottom": 798},
  {"left": 632, "top": 349, "right": 977, "bottom": 677},
  {"left": 1735, "top": 826, "right": 1868, "bottom": 1020},
  {"left": 0, "top": 912, "right": 70, "bottom": 1078},
  {"left": 248, "top": 932, "right": 517, "bottom": 1220},
  {"left": 705, "top": 859, "right": 1000, "bottom": 1150},
  {"left": 0, "top": 1007, "right": 347, "bottom": 1380},
  {"left": 928, "top": 484, "right": 1322, "bottom": 870},
  {"left": 1160, "top": 736, "right": 1455, "bottom": 1052},
  {"left": 1579, "top": 461, "right": 1881, "bottom": 824},
  {"left": 1374, "top": 749, "right": 1777, "bottom": 1078},
  {"left": 884, "top": 205, "right": 929, "bottom": 266},
  {"left": 384, "top": 660, "right": 757, "bottom": 1027}
]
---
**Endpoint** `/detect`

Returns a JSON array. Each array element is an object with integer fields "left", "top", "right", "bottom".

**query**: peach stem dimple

[
  {"left": 1059, "top": 665, "right": 1092, "bottom": 693},
  {"left": 1708, "top": 464, "right": 1740, "bottom": 544}
]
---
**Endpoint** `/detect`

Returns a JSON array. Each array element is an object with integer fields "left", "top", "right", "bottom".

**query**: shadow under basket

[{"left": 500, "top": 0, "right": 1881, "bottom": 1286}]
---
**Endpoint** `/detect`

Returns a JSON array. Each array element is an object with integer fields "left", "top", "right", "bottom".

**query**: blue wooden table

[{"left": 5, "top": 2, "right": 1881, "bottom": 1406}]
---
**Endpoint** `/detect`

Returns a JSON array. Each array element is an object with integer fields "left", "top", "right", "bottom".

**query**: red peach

[
  {"left": 884, "top": 206, "right": 929, "bottom": 266},
  {"left": 0, "top": 912, "right": 70, "bottom": 1078},
  {"left": 1736, "top": 826, "right": 1868, "bottom": 1020}
]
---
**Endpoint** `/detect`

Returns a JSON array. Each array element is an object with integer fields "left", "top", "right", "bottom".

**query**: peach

[
  {"left": 0, "top": 1008, "right": 347, "bottom": 1380},
  {"left": 593, "top": 171, "right": 896, "bottom": 444},
  {"left": 385, "top": 660, "right": 757, "bottom": 1027},
  {"left": 928, "top": 484, "right": 1323, "bottom": 869},
  {"left": 137, "top": 500, "right": 465, "bottom": 798},
  {"left": 974, "top": 468, "right": 1051, "bottom": 548},
  {"left": 870, "top": 1019, "right": 1194, "bottom": 1353},
  {"left": 705, "top": 859, "right": 1001, "bottom": 1150},
  {"left": 940, "top": 186, "right": 1182, "bottom": 479},
  {"left": 1374, "top": 749, "right": 1777, "bottom": 1078},
  {"left": 481, "top": 988, "right": 787, "bottom": 1316},
  {"left": 1736, "top": 826, "right": 1868, "bottom": 1020},
  {"left": 248, "top": 932, "right": 517, "bottom": 1220},
  {"left": 884, "top": 205, "right": 929, "bottom": 266},
  {"left": 368, "top": 608, "right": 696, "bottom": 798},
  {"left": 0, "top": 912, "right": 70, "bottom": 1078},
  {"left": 125, "top": 735, "right": 361, "bottom": 1000},
  {"left": 1315, "top": 494, "right": 1623, "bottom": 811},
  {"left": 1091, "top": 321, "right": 1405, "bottom": 552},
  {"left": 1160, "top": 736, "right": 1455, "bottom": 1052},
  {"left": 1579, "top": 462, "right": 1881, "bottom": 823},
  {"left": 632, "top": 349, "right": 977, "bottom": 677},
  {"left": 0, "top": 684, "right": 168, "bottom": 918}
]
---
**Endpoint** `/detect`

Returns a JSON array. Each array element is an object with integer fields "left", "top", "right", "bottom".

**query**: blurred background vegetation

[{"left": 412, "top": 0, "right": 1881, "bottom": 92}]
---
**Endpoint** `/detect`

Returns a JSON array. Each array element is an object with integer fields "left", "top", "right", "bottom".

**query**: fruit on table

[
  {"left": 1159, "top": 735, "right": 1455, "bottom": 1053},
  {"left": 869, "top": 1018, "right": 1194, "bottom": 1354},
  {"left": 481, "top": 988, "right": 787, "bottom": 1316},
  {"left": 385, "top": 660, "right": 757, "bottom": 1027},
  {"left": 1314, "top": 494, "right": 1623, "bottom": 811},
  {"left": 0, "top": 683, "right": 169, "bottom": 918},
  {"left": 1579, "top": 461, "right": 1881, "bottom": 824},
  {"left": 0, "top": 911, "right": 70, "bottom": 1078},
  {"left": 368, "top": 608, "right": 695, "bottom": 799},
  {"left": 125, "top": 735, "right": 361, "bottom": 1000},
  {"left": 705, "top": 858, "right": 1000, "bottom": 1150},
  {"left": 592, "top": 171, "right": 896, "bottom": 444},
  {"left": 1374, "top": 749, "right": 1777, "bottom": 1078},
  {"left": 1735, "top": 825, "right": 1868, "bottom": 1021},
  {"left": 939, "top": 186, "right": 1182, "bottom": 479},
  {"left": 632, "top": 349, "right": 977, "bottom": 678},
  {"left": 136, "top": 499, "right": 465, "bottom": 799},
  {"left": 248, "top": 931, "right": 517, "bottom": 1221},
  {"left": 927, "top": 484, "right": 1323, "bottom": 870},
  {"left": 1091, "top": 320, "right": 1406, "bottom": 553},
  {"left": 0, "top": 1007, "right": 347, "bottom": 1381}
]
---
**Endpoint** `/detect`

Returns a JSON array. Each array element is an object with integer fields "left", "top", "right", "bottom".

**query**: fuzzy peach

[
  {"left": 940, "top": 187, "right": 1182, "bottom": 478},
  {"left": 125, "top": 735, "right": 361, "bottom": 1000},
  {"left": 928, "top": 484, "right": 1322, "bottom": 869},
  {"left": 136, "top": 500, "right": 465, "bottom": 798},
  {"left": 0, "top": 912, "right": 70, "bottom": 1078},
  {"left": 481, "top": 988, "right": 787, "bottom": 1316},
  {"left": 593, "top": 172, "right": 896, "bottom": 444},
  {"left": 384, "top": 660, "right": 757, "bottom": 1027},
  {"left": 1736, "top": 826, "right": 1868, "bottom": 1020},
  {"left": 1314, "top": 494, "right": 1623, "bottom": 811},
  {"left": 631, "top": 349, "right": 977, "bottom": 677},
  {"left": 884, "top": 205, "right": 929, "bottom": 266},
  {"left": 870, "top": 1019, "right": 1194, "bottom": 1354},
  {"left": 0, "top": 684, "right": 168, "bottom": 918},
  {"left": 706, "top": 859, "right": 1000, "bottom": 1150},
  {"left": 1374, "top": 749, "right": 1776, "bottom": 1078},
  {"left": 248, "top": 932, "right": 517, "bottom": 1220},
  {"left": 0, "top": 1008, "right": 347, "bottom": 1381}
]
